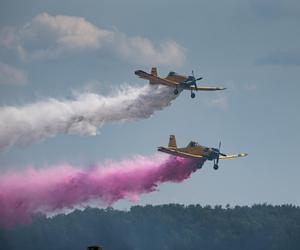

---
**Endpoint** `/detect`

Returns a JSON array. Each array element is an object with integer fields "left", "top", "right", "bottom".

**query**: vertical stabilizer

[
  {"left": 168, "top": 135, "right": 177, "bottom": 148},
  {"left": 151, "top": 67, "right": 157, "bottom": 76},
  {"left": 149, "top": 67, "right": 158, "bottom": 84}
]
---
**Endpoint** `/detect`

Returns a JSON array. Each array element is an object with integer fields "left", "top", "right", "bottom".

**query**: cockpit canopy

[
  {"left": 187, "top": 141, "right": 199, "bottom": 147},
  {"left": 168, "top": 71, "right": 178, "bottom": 77}
]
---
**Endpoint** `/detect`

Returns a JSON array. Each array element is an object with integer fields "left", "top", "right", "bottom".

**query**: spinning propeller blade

[
  {"left": 216, "top": 141, "right": 221, "bottom": 165},
  {"left": 185, "top": 70, "right": 202, "bottom": 85}
]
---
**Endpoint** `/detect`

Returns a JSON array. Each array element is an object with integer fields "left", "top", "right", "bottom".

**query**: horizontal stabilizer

[{"left": 135, "top": 70, "right": 151, "bottom": 79}]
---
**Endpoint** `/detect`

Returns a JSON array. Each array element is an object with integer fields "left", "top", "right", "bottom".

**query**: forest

[{"left": 1, "top": 204, "right": 300, "bottom": 250}]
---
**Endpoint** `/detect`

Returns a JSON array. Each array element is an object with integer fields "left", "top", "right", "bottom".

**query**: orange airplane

[
  {"left": 158, "top": 135, "right": 248, "bottom": 170},
  {"left": 135, "top": 67, "right": 226, "bottom": 98}
]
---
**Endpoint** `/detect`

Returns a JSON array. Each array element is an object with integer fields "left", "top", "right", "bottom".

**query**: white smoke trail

[{"left": 0, "top": 84, "right": 181, "bottom": 150}]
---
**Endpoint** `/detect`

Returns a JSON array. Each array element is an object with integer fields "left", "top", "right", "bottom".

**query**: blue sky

[{"left": 0, "top": 0, "right": 300, "bottom": 207}]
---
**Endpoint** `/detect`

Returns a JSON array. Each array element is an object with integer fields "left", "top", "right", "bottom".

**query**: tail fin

[
  {"left": 151, "top": 67, "right": 157, "bottom": 76},
  {"left": 168, "top": 135, "right": 177, "bottom": 148},
  {"left": 149, "top": 67, "right": 158, "bottom": 85}
]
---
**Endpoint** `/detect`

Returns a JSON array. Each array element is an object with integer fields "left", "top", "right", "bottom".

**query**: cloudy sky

[{"left": 0, "top": 0, "right": 300, "bottom": 208}]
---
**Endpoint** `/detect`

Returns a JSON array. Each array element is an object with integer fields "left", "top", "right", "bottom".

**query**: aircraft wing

[
  {"left": 219, "top": 153, "right": 248, "bottom": 159},
  {"left": 158, "top": 146, "right": 204, "bottom": 159},
  {"left": 190, "top": 86, "right": 226, "bottom": 91},
  {"left": 135, "top": 70, "right": 179, "bottom": 87},
  {"left": 175, "top": 151, "right": 204, "bottom": 159}
]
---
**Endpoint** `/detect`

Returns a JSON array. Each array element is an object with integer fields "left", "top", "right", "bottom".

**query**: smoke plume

[
  {"left": 0, "top": 155, "right": 202, "bottom": 228},
  {"left": 0, "top": 84, "right": 180, "bottom": 150}
]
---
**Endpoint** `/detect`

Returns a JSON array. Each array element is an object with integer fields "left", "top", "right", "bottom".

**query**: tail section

[
  {"left": 168, "top": 135, "right": 177, "bottom": 148},
  {"left": 151, "top": 67, "right": 157, "bottom": 76},
  {"left": 135, "top": 67, "right": 158, "bottom": 85},
  {"left": 149, "top": 67, "right": 158, "bottom": 85}
]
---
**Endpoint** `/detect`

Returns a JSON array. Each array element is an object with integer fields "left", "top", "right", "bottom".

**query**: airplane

[
  {"left": 135, "top": 67, "right": 226, "bottom": 98},
  {"left": 158, "top": 135, "right": 248, "bottom": 170}
]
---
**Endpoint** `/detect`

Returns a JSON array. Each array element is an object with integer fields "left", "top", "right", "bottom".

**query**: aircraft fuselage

[{"left": 158, "top": 144, "right": 219, "bottom": 161}]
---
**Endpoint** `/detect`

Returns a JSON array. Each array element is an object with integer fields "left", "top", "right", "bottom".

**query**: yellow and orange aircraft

[
  {"left": 158, "top": 135, "right": 248, "bottom": 170},
  {"left": 135, "top": 67, "right": 226, "bottom": 98}
]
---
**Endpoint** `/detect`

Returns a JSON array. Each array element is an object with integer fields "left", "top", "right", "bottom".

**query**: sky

[{"left": 0, "top": 0, "right": 300, "bottom": 209}]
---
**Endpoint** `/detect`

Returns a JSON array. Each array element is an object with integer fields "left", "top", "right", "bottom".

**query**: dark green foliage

[{"left": 1, "top": 204, "right": 300, "bottom": 250}]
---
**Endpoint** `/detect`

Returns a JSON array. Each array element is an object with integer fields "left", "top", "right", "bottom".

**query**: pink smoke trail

[{"left": 0, "top": 155, "right": 202, "bottom": 228}]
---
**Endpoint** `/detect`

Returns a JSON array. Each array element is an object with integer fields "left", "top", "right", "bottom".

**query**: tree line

[{"left": 1, "top": 204, "right": 300, "bottom": 250}]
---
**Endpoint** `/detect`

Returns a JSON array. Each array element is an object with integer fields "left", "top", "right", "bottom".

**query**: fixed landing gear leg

[{"left": 213, "top": 159, "right": 219, "bottom": 170}]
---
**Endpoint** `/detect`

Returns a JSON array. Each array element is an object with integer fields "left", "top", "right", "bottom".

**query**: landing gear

[
  {"left": 213, "top": 164, "right": 219, "bottom": 170},
  {"left": 191, "top": 92, "right": 196, "bottom": 98},
  {"left": 174, "top": 88, "right": 179, "bottom": 95}
]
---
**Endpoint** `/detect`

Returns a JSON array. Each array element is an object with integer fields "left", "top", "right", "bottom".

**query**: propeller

[
  {"left": 211, "top": 141, "right": 227, "bottom": 166},
  {"left": 192, "top": 70, "right": 203, "bottom": 81},
  {"left": 191, "top": 71, "right": 197, "bottom": 88},
  {"left": 185, "top": 70, "right": 203, "bottom": 86},
  {"left": 216, "top": 141, "right": 221, "bottom": 165}
]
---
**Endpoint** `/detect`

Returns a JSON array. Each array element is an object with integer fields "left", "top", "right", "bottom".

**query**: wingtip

[{"left": 215, "top": 87, "right": 226, "bottom": 91}]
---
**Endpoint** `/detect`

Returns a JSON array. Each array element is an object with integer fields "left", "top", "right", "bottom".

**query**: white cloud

[
  {"left": 0, "top": 62, "right": 27, "bottom": 85},
  {"left": 209, "top": 94, "right": 228, "bottom": 110},
  {"left": 0, "top": 13, "right": 185, "bottom": 66},
  {"left": 115, "top": 34, "right": 185, "bottom": 66}
]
